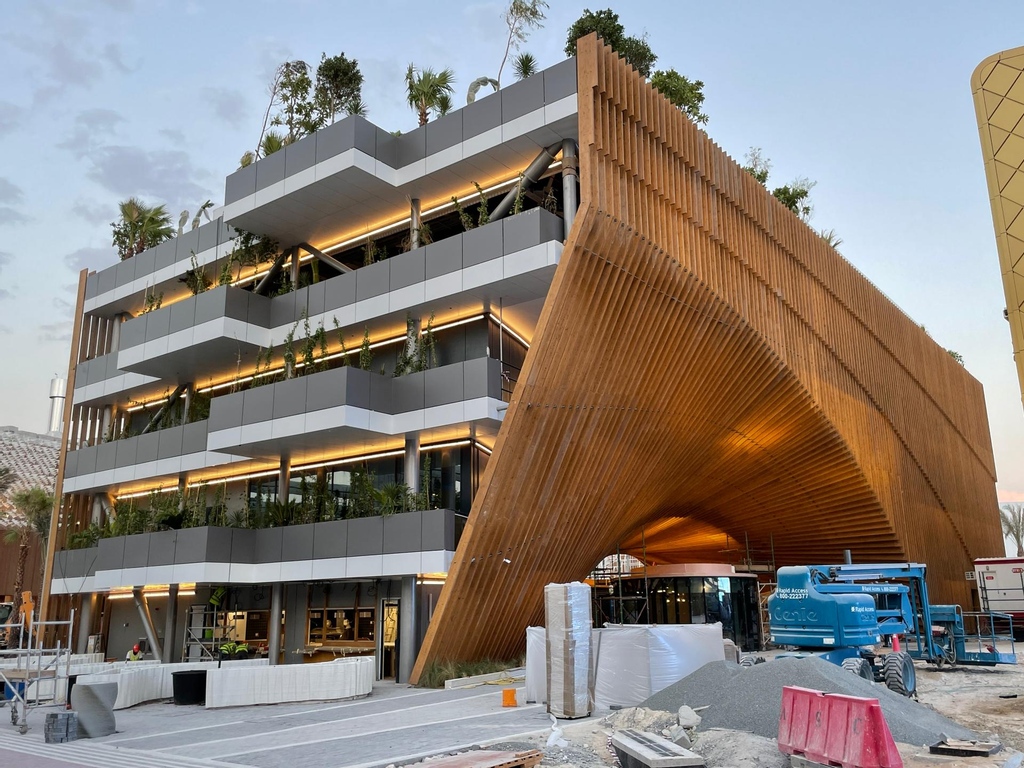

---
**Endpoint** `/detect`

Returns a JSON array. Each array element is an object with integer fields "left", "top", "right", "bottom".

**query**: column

[
  {"left": 268, "top": 583, "right": 283, "bottom": 666},
  {"left": 561, "top": 138, "right": 579, "bottom": 238},
  {"left": 410, "top": 198, "right": 422, "bottom": 250},
  {"left": 132, "top": 589, "right": 163, "bottom": 661},
  {"left": 75, "top": 593, "right": 95, "bottom": 655},
  {"left": 162, "top": 584, "right": 179, "bottom": 663},
  {"left": 405, "top": 436, "right": 420, "bottom": 495},
  {"left": 278, "top": 457, "right": 290, "bottom": 502},
  {"left": 398, "top": 575, "right": 419, "bottom": 683}
]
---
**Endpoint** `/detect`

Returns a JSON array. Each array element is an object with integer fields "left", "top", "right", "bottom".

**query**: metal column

[
  {"left": 411, "top": 198, "right": 422, "bottom": 249},
  {"left": 162, "top": 584, "right": 179, "bottom": 663},
  {"left": 268, "top": 583, "right": 283, "bottom": 666},
  {"left": 561, "top": 139, "right": 579, "bottom": 238},
  {"left": 75, "top": 593, "right": 95, "bottom": 655},
  {"left": 132, "top": 589, "right": 163, "bottom": 660},
  {"left": 405, "top": 436, "right": 421, "bottom": 494},
  {"left": 398, "top": 575, "right": 419, "bottom": 683}
]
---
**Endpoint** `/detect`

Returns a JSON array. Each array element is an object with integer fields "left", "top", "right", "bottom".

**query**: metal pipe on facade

[
  {"left": 141, "top": 383, "right": 187, "bottom": 435},
  {"left": 132, "top": 589, "right": 163, "bottom": 661},
  {"left": 295, "top": 242, "right": 352, "bottom": 274},
  {"left": 489, "top": 141, "right": 563, "bottom": 223},
  {"left": 254, "top": 249, "right": 291, "bottom": 296}
]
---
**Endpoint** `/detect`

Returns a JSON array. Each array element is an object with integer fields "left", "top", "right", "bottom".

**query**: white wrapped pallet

[{"left": 544, "top": 581, "right": 592, "bottom": 718}]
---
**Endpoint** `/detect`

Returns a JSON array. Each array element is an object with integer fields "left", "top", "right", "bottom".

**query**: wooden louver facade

[{"left": 411, "top": 35, "right": 1003, "bottom": 679}]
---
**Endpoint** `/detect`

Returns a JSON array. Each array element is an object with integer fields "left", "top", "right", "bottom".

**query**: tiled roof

[{"left": 0, "top": 426, "right": 60, "bottom": 527}]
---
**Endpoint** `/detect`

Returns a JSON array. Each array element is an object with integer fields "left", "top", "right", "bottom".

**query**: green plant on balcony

[
  {"left": 347, "top": 465, "right": 377, "bottom": 518},
  {"left": 67, "top": 523, "right": 101, "bottom": 550},
  {"left": 181, "top": 251, "right": 212, "bottom": 296},
  {"left": 363, "top": 237, "right": 383, "bottom": 266},
  {"left": 393, "top": 313, "right": 437, "bottom": 377},
  {"left": 359, "top": 328, "right": 373, "bottom": 372},
  {"left": 140, "top": 287, "right": 163, "bottom": 315},
  {"left": 405, "top": 64, "right": 455, "bottom": 127},
  {"left": 188, "top": 391, "right": 211, "bottom": 423},
  {"left": 331, "top": 317, "right": 350, "bottom": 367},
  {"left": 375, "top": 482, "right": 417, "bottom": 516}
]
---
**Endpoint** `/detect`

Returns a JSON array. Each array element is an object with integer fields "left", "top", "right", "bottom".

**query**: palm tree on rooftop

[
  {"left": 405, "top": 64, "right": 455, "bottom": 126},
  {"left": 113, "top": 197, "right": 174, "bottom": 261}
]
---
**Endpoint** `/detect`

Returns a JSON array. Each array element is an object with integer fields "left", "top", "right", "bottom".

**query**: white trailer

[{"left": 975, "top": 557, "right": 1024, "bottom": 632}]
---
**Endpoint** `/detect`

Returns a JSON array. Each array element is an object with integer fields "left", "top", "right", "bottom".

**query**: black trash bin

[
  {"left": 171, "top": 670, "right": 207, "bottom": 705},
  {"left": 66, "top": 674, "right": 79, "bottom": 710}
]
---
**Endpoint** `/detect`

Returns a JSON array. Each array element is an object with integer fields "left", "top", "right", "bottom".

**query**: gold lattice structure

[
  {"left": 973, "top": 46, "right": 1024, "bottom": 408},
  {"left": 410, "top": 36, "right": 1004, "bottom": 679}
]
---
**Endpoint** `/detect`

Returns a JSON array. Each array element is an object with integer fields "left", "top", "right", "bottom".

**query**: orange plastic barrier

[{"left": 778, "top": 686, "right": 902, "bottom": 768}]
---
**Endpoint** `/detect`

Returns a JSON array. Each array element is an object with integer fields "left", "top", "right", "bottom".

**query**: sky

[{"left": 1, "top": 1, "right": 1023, "bottom": 507}]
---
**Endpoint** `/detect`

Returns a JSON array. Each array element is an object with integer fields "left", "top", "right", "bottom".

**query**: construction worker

[{"left": 125, "top": 643, "right": 143, "bottom": 663}]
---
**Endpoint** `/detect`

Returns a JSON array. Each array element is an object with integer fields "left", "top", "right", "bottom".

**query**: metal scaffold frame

[{"left": 0, "top": 609, "right": 75, "bottom": 734}]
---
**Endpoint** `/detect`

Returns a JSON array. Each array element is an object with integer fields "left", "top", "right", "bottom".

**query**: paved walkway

[{"left": 0, "top": 682, "right": 579, "bottom": 768}]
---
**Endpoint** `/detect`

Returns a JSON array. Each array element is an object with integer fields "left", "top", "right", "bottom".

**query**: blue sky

[{"left": 1, "top": 1, "right": 1023, "bottom": 503}]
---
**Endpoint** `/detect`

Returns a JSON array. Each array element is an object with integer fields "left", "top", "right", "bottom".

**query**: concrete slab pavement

[{"left": 0, "top": 681, "right": 592, "bottom": 768}]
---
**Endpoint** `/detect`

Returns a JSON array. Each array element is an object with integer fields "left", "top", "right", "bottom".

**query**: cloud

[
  {"left": 0, "top": 178, "right": 23, "bottom": 205},
  {"left": 0, "top": 102, "right": 23, "bottom": 136},
  {"left": 84, "top": 144, "right": 214, "bottom": 213},
  {"left": 0, "top": 208, "right": 28, "bottom": 226},
  {"left": 0, "top": 251, "right": 12, "bottom": 300},
  {"left": 0, "top": 325, "right": 11, "bottom": 334},
  {"left": 202, "top": 87, "right": 247, "bottom": 128},
  {"left": 71, "top": 200, "right": 112, "bottom": 223},
  {"left": 63, "top": 246, "right": 117, "bottom": 274},
  {"left": 102, "top": 43, "right": 134, "bottom": 74},
  {"left": 159, "top": 128, "right": 186, "bottom": 146},
  {"left": 58, "top": 109, "right": 125, "bottom": 158},
  {"left": 32, "top": 41, "right": 104, "bottom": 99},
  {"left": 38, "top": 322, "right": 72, "bottom": 343}
]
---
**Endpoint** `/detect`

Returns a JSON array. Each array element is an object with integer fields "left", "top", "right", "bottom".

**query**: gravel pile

[{"left": 641, "top": 656, "right": 975, "bottom": 746}]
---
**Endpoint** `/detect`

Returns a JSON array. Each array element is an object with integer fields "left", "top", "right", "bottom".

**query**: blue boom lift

[{"left": 767, "top": 563, "right": 1016, "bottom": 697}]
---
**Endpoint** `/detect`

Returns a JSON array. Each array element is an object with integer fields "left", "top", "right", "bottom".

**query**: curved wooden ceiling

[{"left": 411, "top": 36, "right": 1002, "bottom": 679}]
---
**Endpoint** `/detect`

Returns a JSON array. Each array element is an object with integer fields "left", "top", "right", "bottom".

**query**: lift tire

[
  {"left": 883, "top": 652, "right": 916, "bottom": 697},
  {"left": 841, "top": 657, "right": 873, "bottom": 681}
]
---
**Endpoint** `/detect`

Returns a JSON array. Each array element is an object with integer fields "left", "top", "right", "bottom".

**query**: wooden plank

[
  {"left": 404, "top": 750, "right": 543, "bottom": 768},
  {"left": 411, "top": 34, "right": 1003, "bottom": 680}
]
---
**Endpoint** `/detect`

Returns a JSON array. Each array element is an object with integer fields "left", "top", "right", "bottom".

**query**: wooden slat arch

[{"left": 411, "top": 36, "right": 1002, "bottom": 679}]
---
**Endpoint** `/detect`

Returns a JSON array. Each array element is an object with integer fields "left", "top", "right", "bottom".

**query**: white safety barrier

[
  {"left": 77, "top": 659, "right": 268, "bottom": 709},
  {"left": 205, "top": 656, "right": 374, "bottom": 709},
  {"left": 525, "top": 623, "right": 726, "bottom": 709}
]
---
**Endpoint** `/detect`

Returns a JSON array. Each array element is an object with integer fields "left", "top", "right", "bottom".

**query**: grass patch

[{"left": 416, "top": 656, "right": 524, "bottom": 688}]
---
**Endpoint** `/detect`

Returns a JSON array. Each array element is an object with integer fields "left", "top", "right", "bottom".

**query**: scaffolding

[{"left": 0, "top": 610, "right": 75, "bottom": 734}]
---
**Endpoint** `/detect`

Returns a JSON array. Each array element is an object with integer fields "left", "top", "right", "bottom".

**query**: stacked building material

[{"left": 544, "top": 581, "right": 592, "bottom": 718}]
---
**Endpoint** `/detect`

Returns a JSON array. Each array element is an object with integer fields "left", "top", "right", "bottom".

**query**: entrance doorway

[{"left": 378, "top": 598, "right": 399, "bottom": 679}]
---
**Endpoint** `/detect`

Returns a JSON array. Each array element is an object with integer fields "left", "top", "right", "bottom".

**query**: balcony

[
  {"left": 49, "top": 509, "right": 465, "bottom": 593},
  {"left": 107, "top": 207, "right": 562, "bottom": 385},
  {"left": 206, "top": 359, "right": 504, "bottom": 459},
  {"left": 222, "top": 59, "right": 577, "bottom": 246},
  {"left": 62, "top": 420, "right": 251, "bottom": 494}
]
